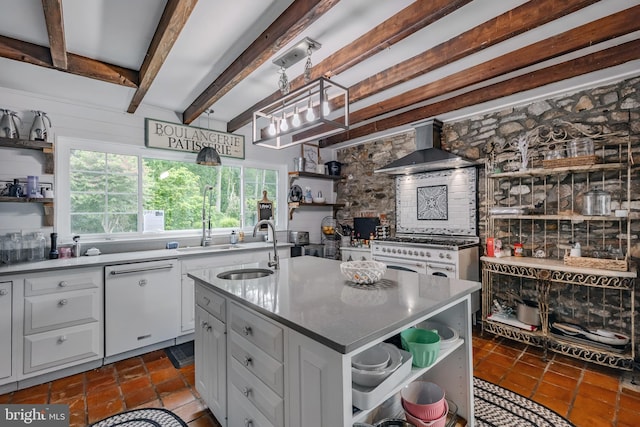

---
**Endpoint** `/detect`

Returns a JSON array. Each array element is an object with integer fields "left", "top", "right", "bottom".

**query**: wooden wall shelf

[{"left": 0, "top": 137, "right": 54, "bottom": 174}]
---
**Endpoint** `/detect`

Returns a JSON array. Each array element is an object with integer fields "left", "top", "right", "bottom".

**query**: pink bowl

[
  {"left": 400, "top": 381, "right": 445, "bottom": 421},
  {"left": 404, "top": 399, "right": 449, "bottom": 427}
]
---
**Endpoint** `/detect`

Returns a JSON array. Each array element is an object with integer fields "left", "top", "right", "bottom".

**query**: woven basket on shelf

[
  {"left": 563, "top": 254, "right": 628, "bottom": 272},
  {"left": 542, "top": 155, "right": 598, "bottom": 169}
]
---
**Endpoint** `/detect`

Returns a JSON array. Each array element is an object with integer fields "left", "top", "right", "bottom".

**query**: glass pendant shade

[{"left": 196, "top": 146, "right": 221, "bottom": 166}]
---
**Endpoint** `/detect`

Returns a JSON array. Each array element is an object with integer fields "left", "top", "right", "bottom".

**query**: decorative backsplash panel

[{"left": 395, "top": 166, "right": 477, "bottom": 236}]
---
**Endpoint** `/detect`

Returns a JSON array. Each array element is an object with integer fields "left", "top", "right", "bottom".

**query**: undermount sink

[{"left": 217, "top": 268, "right": 274, "bottom": 280}]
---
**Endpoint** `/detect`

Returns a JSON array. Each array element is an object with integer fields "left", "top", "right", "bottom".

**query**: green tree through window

[{"left": 68, "top": 149, "right": 278, "bottom": 236}]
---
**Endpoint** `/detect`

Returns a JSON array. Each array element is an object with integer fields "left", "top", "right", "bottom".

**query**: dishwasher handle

[{"left": 109, "top": 264, "right": 175, "bottom": 276}]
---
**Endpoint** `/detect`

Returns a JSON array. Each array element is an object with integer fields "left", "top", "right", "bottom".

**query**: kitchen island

[{"left": 189, "top": 256, "right": 480, "bottom": 427}]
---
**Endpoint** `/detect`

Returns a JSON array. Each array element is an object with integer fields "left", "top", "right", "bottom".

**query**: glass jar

[
  {"left": 33, "top": 232, "right": 46, "bottom": 261},
  {"left": 544, "top": 144, "right": 565, "bottom": 160},
  {"left": 583, "top": 189, "right": 611, "bottom": 216},
  {"left": 567, "top": 137, "right": 594, "bottom": 158},
  {"left": 2, "top": 233, "right": 22, "bottom": 264}
]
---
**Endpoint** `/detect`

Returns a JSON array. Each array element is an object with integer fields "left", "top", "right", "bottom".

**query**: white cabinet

[
  {"left": 195, "top": 285, "right": 227, "bottom": 426},
  {"left": 0, "top": 281, "right": 12, "bottom": 381},
  {"left": 228, "top": 302, "right": 285, "bottom": 426},
  {"left": 194, "top": 278, "right": 475, "bottom": 427},
  {"left": 181, "top": 248, "right": 290, "bottom": 335},
  {"left": 22, "top": 267, "right": 103, "bottom": 377},
  {"left": 105, "top": 259, "right": 179, "bottom": 358}
]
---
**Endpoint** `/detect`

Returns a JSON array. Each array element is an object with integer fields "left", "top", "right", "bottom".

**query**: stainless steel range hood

[{"left": 375, "top": 119, "right": 475, "bottom": 175}]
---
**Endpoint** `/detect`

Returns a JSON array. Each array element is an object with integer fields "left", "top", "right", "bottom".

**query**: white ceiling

[{"left": 0, "top": 0, "right": 639, "bottom": 141}]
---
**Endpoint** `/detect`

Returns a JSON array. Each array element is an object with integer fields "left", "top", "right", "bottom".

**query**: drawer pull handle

[
  {"left": 59, "top": 281, "right": 68, "bottom": 287},
  {"left": 201, "top": 321, "right": 211, "bottom": 331},
  {"left": 0, "top": 289, "right": 7, "bottom": 296},
  {"left": 58, "top": 299, "right": 68, "bottom": 306},
  {"left": 244, "top": 419, "right": 253, "bottom": 427},
  {"left": 242, "top": 326, "right": 252, "bottom": 336},
  {"left": 203, "top": 296, "right": 210, "bottom": 305},
  {"left": 242, "top": 387, "right": 251, "bottom": 397},
  {"left": 138, "top": 279, "right": 147, "bottom": 286},
  {"left": 243, "top": 356, "right": 253, "bottom": 367},
  {"left": 58, "top": 336, "right": 67, "bottom": 343}
]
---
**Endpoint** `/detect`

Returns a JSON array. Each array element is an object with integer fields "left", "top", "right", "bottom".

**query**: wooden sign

[
  {"left": 145, "top": 118, "right": 244, "bottom": 159},
  {"left": 257, "top": 190, "right": 273, "bottom": 230}
]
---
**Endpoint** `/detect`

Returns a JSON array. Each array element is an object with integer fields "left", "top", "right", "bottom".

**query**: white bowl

[
  {"left": 415, "top": 320, "right": 459, "bottom": 350},
  {"left": 352, "top": 343, "right": 390, "bottom": 371},
  {"left": 340, "top": 260, "right": 387, "bottom": 285},
  {"left": 351, "top": 343, "right": 402, "bottom": 387},
  {"left": 313, "top": 197, "right": 325, "bottom": 204}
]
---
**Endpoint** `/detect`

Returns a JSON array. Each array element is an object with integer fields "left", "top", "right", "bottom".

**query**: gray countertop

[
  {"left": 188, "top": 256, "right": 481, "bottom": 354},
  {"left": 0, "top": 241, "right": 291, "bottom": 276}
]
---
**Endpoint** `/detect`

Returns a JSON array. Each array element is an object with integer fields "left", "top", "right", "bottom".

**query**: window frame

[{"left": 56, "top": 136, "right": 287, "bottom": 241}]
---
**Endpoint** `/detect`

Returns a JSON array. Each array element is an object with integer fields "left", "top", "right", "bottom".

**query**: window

[
  {"left": 62, "top": 141, "right": 280, "bottom": 238},
  {"left": 69, "top": 150, "right": 139, "bottom": 234}
]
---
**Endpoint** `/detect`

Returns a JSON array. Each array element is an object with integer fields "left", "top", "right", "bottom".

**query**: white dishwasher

[{"left": 105, "top": 259, "right": 180, "bottom": 357}]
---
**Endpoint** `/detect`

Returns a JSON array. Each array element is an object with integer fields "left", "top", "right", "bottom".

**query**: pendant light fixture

[
  {"left": 196, "top": 109, "right": 222, "bottom": 166},
  {"left": 252, "top": 37, "right": 349, "bottom": 149}
]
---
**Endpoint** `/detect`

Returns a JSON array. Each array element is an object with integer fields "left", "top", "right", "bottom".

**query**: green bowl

[{"left": 401, "top": 328, "right": 441, "bottom": 368}]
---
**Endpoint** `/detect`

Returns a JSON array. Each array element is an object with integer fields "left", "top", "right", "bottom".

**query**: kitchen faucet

[
  {"left": 253, "top": 219, "right": 279, "bottom": 269},
  {"left": 201, "top": 185, "right": 214, "bottom": 246}
]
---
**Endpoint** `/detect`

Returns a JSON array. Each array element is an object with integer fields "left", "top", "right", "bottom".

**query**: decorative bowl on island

[{"left": 340, "top": 260, "right": 387, "bottom": 285}]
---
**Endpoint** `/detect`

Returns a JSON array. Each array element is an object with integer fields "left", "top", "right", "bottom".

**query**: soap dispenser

[{"left": 230, "top": 230, "right": 238, "bottom": 245}]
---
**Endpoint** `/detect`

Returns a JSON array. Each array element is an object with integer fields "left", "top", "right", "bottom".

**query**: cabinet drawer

[
  {"left": 0, "top": 282, "right": 12, "bottom": 380},
  {"left": 230, "top": 330, "right": 284, "bottom": 396},
  {"left": 25, "top": 268, "right": 102, "bottom": 296},
  {"left": 24, "top": 288, "right": 100, "bottom": 334},
  {"left": 229, "top": 383, "right": 277, "bottom": 427},
  {"left": 23, "top": 322, "right": 101, "bottom": 374},
  {"left": 230, "top": 302, "right": 283, "bottom": 361},
  {"left": 195, "top": 284, "right": 226, "bottom": 322},
  {"left": 229, "top": 358, "right": 284, "bottom": 427}
]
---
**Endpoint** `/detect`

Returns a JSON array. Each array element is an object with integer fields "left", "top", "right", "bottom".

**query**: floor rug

[
  {"left": 474, "top": 377, "right": 575, "bottom": 427},
  {"left": 90, "top": 408, "right": 187, "bottom": 427},
  {"left": 165, "top": 341, "right": 194, "bottom": 369}
]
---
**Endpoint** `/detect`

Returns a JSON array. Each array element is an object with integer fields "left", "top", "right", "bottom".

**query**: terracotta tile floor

[
  {"left": 2, "top": 333, "right": 639, "bottom": 427},
  {"left": 0, "top": 349, "right": 220, "bottom": 427},
  {"left": 473, "top": 328, "right": 640, "bottom": 427}
]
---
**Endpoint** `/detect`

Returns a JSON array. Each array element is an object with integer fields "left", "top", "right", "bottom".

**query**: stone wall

[{"left": 335, "top": 75, "right": 640, "bottom": 361}]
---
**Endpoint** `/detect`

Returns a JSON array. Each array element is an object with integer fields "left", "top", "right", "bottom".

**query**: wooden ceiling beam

[
  {"left": 0, "top": 35, "right": 138, "bottom": 88},
  {"left": 320, "top": 39, "right": 640, "bottom": 147},
  {"left": 227, "top": 0, "right": 472, "bottom": 133},
  {"left": 182, "top": 0, "right": 341, "bottom": 125},
  {"left": 41, "top": 0, "right": 67, "bottom": 69},
  {"left": 348, "top": 0, "right": 599, "bottom": 103},
  {"left": 127, "top": 0, "right": 198, "bottom": 114},
  {"left": 349, "top": 5, "right": 640, "bottom": 126}
]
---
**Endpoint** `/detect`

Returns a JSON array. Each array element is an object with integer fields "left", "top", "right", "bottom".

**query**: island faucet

[
  {"left": 201, "top": 185, "right": 214, "bottom": 247},
  {"left": 253, "top": 219, "right": 279, "bottom": 269}
]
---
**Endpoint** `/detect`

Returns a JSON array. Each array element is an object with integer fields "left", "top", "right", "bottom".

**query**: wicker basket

[
  {"left": 563, "top": 254, "right": 628, "bottom": 272},
  {"left": 542, "top": 155, "right": 598, "bottom": 169}
]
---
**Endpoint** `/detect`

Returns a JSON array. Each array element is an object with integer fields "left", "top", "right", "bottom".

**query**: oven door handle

[
  {"left": 373, "top": 256, "right": 426, "bottom": 270},
  {"left": 427, "top": 264, "right": 454, "bottom": 272}
]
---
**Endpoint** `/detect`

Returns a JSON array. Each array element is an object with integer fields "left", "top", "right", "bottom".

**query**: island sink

[{"left": 216, "top": 268, "right": 274, "bottom": 280}]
